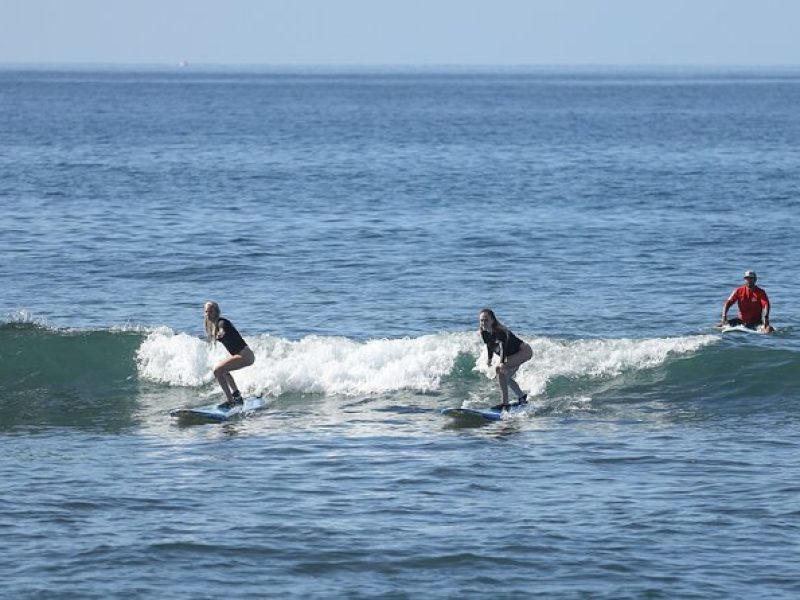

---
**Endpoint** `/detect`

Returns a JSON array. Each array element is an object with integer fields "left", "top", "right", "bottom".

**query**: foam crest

[
  {"left": 135, "top": 330, "right": 716, "bottom": 397},
  {"left": 2, "top": 309, "right": 49, "bottom": 328},
  {"left": 136, "top": 331, "right": 479, "bottom": 395},
  {"left": 500, "top": 334, "right": 718, "bottom": 396},
  {"left": 136, "top": 329, "right": 224, "bottom": 386},
  {"left": 245, "top": 333, "right": 475, "bottom": 396}
]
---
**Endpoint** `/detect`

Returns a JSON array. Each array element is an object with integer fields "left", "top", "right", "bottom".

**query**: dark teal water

[{"left": 1, "top": 68, "right": 799, "bottom": 598}]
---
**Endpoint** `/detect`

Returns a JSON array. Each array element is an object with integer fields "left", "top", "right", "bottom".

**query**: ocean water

[{"left": 1, "top": 67, "right": 800, "bottom": 598}]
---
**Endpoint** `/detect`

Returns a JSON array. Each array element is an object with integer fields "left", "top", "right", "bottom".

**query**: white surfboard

[
  {"left": 718, "top": 324, "right": 770, "bottom": 335},
  {"left": 170, "top": 396, "right": 268, "bottom": 422}
]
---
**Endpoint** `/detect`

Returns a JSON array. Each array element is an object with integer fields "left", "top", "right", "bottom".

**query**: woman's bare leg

[
  {"left": 497, "top": 372, "right": 510, "bottom": 404},
  {"left": 213, "top": 348, "right": 255, "bottom": 403},
  {"left": 216, "top": 374, "right": 233, "bottom": 401},
  {"left": 507, "top": 373, "right": 524, "bottom": 398},
  {"left": 497, "top": 344, "right": 533, "bottom": 404}
]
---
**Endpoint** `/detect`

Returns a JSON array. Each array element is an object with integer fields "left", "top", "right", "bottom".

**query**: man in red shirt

[{"left": 720, "top": 270, "right": 774, "bottom": 333}]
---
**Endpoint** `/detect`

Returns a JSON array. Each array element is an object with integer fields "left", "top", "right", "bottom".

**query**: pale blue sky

[{"left": 2, "top": 0, "right": 799, "bottom": 66}]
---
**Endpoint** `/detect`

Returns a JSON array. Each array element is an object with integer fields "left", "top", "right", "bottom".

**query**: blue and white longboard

[
  {"left": 170, "top": 396, "right": 268, "bottom": 422},
  {"left": 441, "top": 402, "right": 528, "bottom": 422}
]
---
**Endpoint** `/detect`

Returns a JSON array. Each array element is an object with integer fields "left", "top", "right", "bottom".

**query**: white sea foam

[
  {"left": 509, "top": 334, "right": 718, "bottom": 396},
  {"left": 135, "top": 330, "right": 476, "bottom": 395},
  {"left": 2, "top": 309, "right": 49, "bottom": 328},
  {"left": 135, "top": 330, "right": 717, "bottom": 397},
  {"left": 135, "top": 329, "right": 222, "bottom": 386}
]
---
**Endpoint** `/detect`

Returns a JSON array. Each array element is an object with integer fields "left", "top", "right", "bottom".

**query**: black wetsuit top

[
  {"left": 481, "top": 328, "right": 523, "bottom": 363},
  {"left": 217, "top": 318, "right": 247, "bottom": 355}
]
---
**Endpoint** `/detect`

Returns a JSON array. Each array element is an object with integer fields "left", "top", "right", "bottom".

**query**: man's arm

[{"left": 721, "top": 291, "right": 738, "bottom": 323}]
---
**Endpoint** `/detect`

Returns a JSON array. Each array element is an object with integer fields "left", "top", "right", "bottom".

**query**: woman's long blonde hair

[{"left": 204, "top": 301, "right": 221, "bottom": 343}]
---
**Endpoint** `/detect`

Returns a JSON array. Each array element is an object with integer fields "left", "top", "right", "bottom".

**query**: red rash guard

[{"left": 725, "top": 285, "right": 770, "bottom": 324}]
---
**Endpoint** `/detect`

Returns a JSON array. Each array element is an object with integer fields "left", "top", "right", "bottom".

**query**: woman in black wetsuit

[
  {"left": 204, "top": 301, "right": 255, "bottom": 409},
  {"left": 479, "top": 308, "right": 533, "bottom": 410}
]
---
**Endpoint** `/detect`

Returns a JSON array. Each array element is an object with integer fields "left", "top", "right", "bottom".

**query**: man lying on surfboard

[{"left": 719, "top": 270, "right": 774, "bottom": 333}]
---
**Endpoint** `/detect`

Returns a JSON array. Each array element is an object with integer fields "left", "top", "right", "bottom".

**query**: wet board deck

[
  {"left": 718, "top": 325, "right": 769, "bottom": 335},
  {"left": 170, "top": 396, "right": 268, "bottom": 422},
  {"left": 441, "top": 402, "right": 528, "bottom": 422}
]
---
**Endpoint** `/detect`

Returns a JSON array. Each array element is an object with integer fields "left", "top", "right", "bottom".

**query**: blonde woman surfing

[
  {"left": 479, "top": 308, "right": 533, "bottom": 410},
  {"left": 204, "top": 301, "right": 255, "bottom": 410}
]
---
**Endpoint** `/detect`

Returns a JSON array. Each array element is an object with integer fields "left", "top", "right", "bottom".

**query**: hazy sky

[{"left": 2, "top": 0, "right": 799, "bottom": 66}]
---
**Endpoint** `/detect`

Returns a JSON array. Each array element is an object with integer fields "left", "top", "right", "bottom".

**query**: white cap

[{"left": 743, "top": 270, "right": 757, "bottom": 279}]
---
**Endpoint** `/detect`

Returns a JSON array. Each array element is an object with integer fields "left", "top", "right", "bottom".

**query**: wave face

[
  {"left": 0, "top": 323, "right": 727, "bottom": 396},
  {"left": 0, "top": 323, "right": 142, "bottom": 390},
  {"left": 5, "top": 323, "right": 799, "bottom": 425},
  {"left": 0, "top": 323, "right": 145, "bottom": 430}
]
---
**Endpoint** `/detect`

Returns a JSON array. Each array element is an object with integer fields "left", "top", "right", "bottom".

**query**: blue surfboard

[
  {"left": 170, "top": 396, "right": 268, "bottom": 422},
  {"left": 441, "top": 402, "right": 528, "bottom": 422}
]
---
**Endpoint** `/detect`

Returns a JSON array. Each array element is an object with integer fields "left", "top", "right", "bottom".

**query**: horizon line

[{"left": 2, "top": 61, "right": 800, "bottom": 70}]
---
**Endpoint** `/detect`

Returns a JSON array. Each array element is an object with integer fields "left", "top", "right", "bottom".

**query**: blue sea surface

[{"left": 1, "top": 67, "right": 799, "bottom": 598}]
